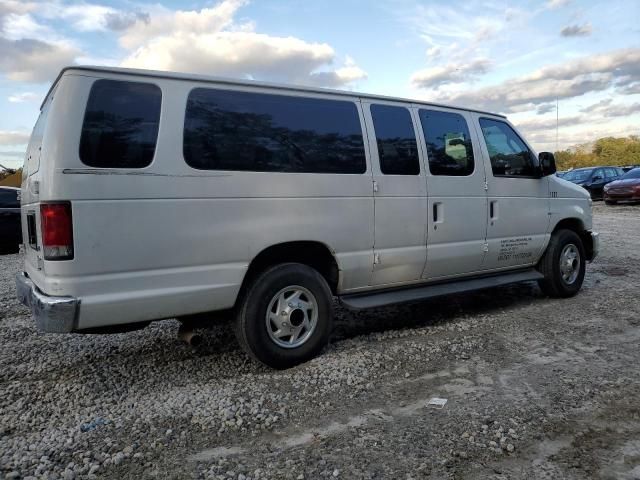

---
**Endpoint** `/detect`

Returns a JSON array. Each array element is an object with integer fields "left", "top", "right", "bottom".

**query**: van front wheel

[
  {"left": 234, "top": 263, "right": 333, "bottom": 369},
  {"left": 538, "top": 229, "right": 586, "bottom": 298}
]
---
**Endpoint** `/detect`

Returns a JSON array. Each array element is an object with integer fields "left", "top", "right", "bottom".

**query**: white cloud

[
  {"left": 515, "top": 115, "right": 586, "bottom": 133},
  {"left": 0, "top": 8, "right": 80, "bottom": 83},
  {"left": 0, "top": 36, "right": 78, "bottom": 82},
  {"left": 0, "top": 36, "right": 77, "bottom": 82},
  {"left": 2, "top": 1, "right": 150, "bottom": 34},
  {"left": 1, "top": 13, "right": 57, "bottom": 41},
  {"left": 410, "top": 58, "right": 492, "bottom": 89},
  {"left": 0, "top": 0, "right": 365, "bottom": 87},
  {"left": 546, "top": 0, "right": 571, "bottom": 9},
  {"left": 618, "top": 82, "right": 640, "bottom": 95},
  {"left": 0, "top": 130, "right": 30, "bottom": 145},
  {"left": 421, "top": 48, "right": 640, "bottom": 113},
  {"left": 560, "top": 23, "right": 592, "bottom": 37},
  {"left": 536, "top": 102, "right": 556, "bottom": 115},
  {"left": 525, "top": 124, "right": 640, "bottom": 152},
  {"left": 581, "top": 99, "right": 640, "bottom": 117},
  {"left": 8, "top": 91, "right": 39, "bottom": 103},
  {"left": 0, "top": 0, "right": 36, "bottom": 17},
  {"left": 119, "top": 0, "right": 366, "bottom": 88}
]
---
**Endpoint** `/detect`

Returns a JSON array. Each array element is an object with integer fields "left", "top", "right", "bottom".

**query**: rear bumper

[{"left": 15, "top": 272, "right": 79, "bottom": 333}]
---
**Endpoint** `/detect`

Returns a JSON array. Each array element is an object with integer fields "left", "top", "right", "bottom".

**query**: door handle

[
  {"left": 490, "top": 200, "right": 498, "bottom": 220},
  {"left": 433, "top": 202, "right": 443, "bottom": 226}
]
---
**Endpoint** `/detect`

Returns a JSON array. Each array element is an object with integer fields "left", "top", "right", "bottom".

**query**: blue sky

[{"left": 1, "top": 0, "right": 639, "bottom": 169}]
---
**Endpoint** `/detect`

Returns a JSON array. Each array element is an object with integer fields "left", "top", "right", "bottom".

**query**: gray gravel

[{"left": 1, "top": 203, "right": 640, "bottom": 479}]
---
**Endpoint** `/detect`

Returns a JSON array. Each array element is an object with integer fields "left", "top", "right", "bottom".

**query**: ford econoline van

[{"left": 16, "top": 66, "right": 598, "bottom": 368}]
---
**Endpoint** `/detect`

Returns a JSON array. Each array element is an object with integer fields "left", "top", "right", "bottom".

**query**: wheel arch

[
  {"left": 239, "top": 241, "right": 340, "bottom": 301},
  {"left": 550, "top": 217, "right": 595, "bottom": 261}
]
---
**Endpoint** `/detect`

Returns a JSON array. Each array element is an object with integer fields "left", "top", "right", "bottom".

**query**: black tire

[
  {"left": 605, "top": 200, "right": 617, "bottom": 205},
  {"left": 537, "top": 229, "right": 586, "bottom": 298},
  {"left": 234, "top": 263, "right": 333, "bottom": 369}
]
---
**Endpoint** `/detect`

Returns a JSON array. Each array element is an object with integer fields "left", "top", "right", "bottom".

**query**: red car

[{"left": 604, "top": 168, "right": 640, "bottom": 204}]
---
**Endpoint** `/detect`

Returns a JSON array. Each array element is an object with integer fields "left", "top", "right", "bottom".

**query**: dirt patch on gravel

[{"left": 1, "top": 203, "right": 639, "bottom": 479}]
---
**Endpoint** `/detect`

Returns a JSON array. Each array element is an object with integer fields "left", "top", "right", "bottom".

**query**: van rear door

[{"left": 21, "top": 92, "right": 53, "bottom": 272}]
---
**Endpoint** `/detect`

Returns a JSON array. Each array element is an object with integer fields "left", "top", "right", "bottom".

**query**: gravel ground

[{"left": 1, "top": 203, "right": 639, "bottom": 480}]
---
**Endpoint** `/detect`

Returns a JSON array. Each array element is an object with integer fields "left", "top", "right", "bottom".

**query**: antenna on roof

[{"left": 556, "top": 95, "right": 560, "bottom": 152}]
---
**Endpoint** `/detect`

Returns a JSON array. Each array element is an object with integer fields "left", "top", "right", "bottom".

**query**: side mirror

[{"left": 539, "top": 152, "right": 556, "bottom": 177}]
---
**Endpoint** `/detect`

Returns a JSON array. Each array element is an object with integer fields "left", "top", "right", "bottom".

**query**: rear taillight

[{"left": 40, "top": 202, "right": 73, "bottom": 260}]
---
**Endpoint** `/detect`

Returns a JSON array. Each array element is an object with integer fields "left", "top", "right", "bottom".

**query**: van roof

[{"left": 45, "top": 65, "right": 507, "bottom": 119}]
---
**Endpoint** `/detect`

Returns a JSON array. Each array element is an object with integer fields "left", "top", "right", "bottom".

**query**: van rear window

[
  {"left": 79, "top": 79, "right": 161, "bottom": 168},
  {"left": 183, "top": 88, "right": 366, "bottom": 174}
]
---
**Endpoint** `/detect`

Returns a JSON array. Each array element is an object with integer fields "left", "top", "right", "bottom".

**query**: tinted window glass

[
  {"left": 479, "top": 119, "right": 537, "bottom": 177},
  {"left": 419, "top": 110, "right": 474, "bottom": 176},
  {"left": 371, "top": 104, "right": 419, "bottom": 175},
  {"left": 605, "top": 167, "right": 619, "bottom": 178},
  {"left": 563, "top": 169, "right": 592, "bottom": 182},
  {"left": 184, "top": 89, "right": 366, "bottom": 173},
  {"left": 622, "top": 168, "right": 640, "bottom": 179},
  {"left": 0, "top": 189, "right": 18, "bottom": 208},
  {"left": 80, "top": 79, "right": 162, "bottom": 168}
]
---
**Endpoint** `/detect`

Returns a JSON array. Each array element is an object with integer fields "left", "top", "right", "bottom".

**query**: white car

[{"left": 16, "top": 66, "right": 598, "bottom": 368}]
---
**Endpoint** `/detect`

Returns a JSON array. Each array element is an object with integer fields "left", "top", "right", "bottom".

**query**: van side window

[
  {"left": 419, "top": 110, "right": 474, "bottom": 176},
  {"left": 370, "top": 104, "right": 420, "bottom": 175},
  {"left": 479, "top": 118, "right": 537, "bottom": 177},
  {"left": 79, "top": 80, "right": 162, "bottom": 168},
  {"left": 183, "top": 88, "right": 366, "bottom": 174}
]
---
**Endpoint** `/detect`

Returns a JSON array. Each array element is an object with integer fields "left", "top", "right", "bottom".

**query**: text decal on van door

[{"left": 497, "top": 237, "right": 533, "bottom": 262}]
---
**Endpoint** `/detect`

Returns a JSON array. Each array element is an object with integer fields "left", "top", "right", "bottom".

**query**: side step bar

[{"left": 339, "top": 269, "right": 544, "bottom": 311}]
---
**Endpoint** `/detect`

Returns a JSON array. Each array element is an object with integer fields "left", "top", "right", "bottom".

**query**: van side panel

[{"left": 34, "top": 73, "right": 374, "bottom": 329}]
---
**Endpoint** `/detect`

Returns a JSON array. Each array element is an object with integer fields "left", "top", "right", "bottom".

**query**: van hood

[{"left": 551, "top": 176, "right": 591, "bottom": 199}]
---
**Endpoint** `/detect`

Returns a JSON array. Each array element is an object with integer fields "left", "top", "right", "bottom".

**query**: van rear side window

[
  {"left": 370, "top": 104, "right": 420, "bottom": 175},
  {"left": 183, "top": 88, "right": 366, "bottom": 174},
  {"left": 79, "top": 79, "right": 162, "bottom": 168}
]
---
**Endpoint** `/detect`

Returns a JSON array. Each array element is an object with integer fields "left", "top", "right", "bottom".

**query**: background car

[
  {"left": 562, "top": 166, "right": 625, "bottom": 200},
  {"left": 604, "top": 167, "right": 640, "bottom": 204},
  {"left": 621, "top": 165, "right": 640, "bottom": 173},
  {"left": 0, "top": 186, "right": 22, "bottom": 253}
]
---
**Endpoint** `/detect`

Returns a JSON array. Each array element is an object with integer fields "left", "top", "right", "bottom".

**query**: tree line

[{"left": 554, "top": 135, "right": 640, "bottom": 170}]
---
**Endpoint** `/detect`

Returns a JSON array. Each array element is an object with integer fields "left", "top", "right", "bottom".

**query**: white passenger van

[{"left": 16, "top": 66, "right": 598, "bottom": 368}]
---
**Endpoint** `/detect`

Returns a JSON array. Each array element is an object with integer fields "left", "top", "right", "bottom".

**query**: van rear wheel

[
  {"left": 234, "top": 263, "right": 333, "bottom": 369},
  {"left": 538, "top": 229, "right": 586, "bottom": 298}
]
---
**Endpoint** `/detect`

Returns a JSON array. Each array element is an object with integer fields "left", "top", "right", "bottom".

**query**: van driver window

[
  {"left": 479, "top": 118, "right": 537, "bottom": 177},
  {"left": 419, "top": 110, "right": 474, "bottom": 176}
]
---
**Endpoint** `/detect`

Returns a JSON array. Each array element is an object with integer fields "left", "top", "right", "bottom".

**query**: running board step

[{"left": 339, "top": 269, "right": 544, "bottom": 311}]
